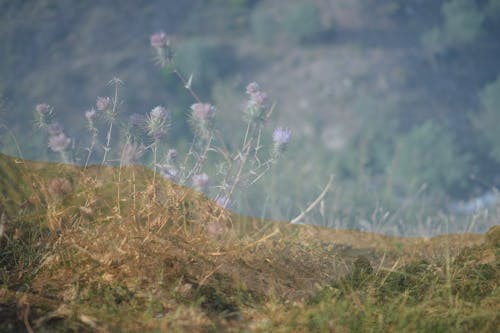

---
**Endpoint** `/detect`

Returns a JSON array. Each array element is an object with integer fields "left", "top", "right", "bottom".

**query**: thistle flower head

[
  {"left": 150, "top": 32, "right": 169, "bottom": 49},
  {"left": 192, "top": 173, "right": 210, "bottom": 191},
  {"left": 85, "top": 109, "right": 97, "bottom": 122},
  {"left": 96, "top": 97, "right": 111, "bottom": 111},
  {"left": 48, "top": 132, "right": 71, "bottom": 152},
  {"left": 215, "top": 196, "right": 231, "bottom": 209},
  {"left": 191, "top": 103, "right": 215, "bottom": 120},
  {"left": 36, "top": 103, "right": 51, "bottom": 115},
  {"left": 150, "top": 106, "right": 169, "bottom": 120},
  {"left": 35, "top": 103, "right": 54, "bottom": 128},
  {"left": 244, "top": 82, "right": 269, "bottom": 122},
  {"left": 160, "top": 166, "right": 178, "bottom": 181},
  {"left": 249, "top": 91, "right": 267, "bottom": 108},
  {"left": 246, "top": 82, "right": 260, "bottom": 95},
  {"left": 272, "top": 127, "right": 292, "bottom": 145},
  {"left": 146, "top": 106, "right": 169, "bottom": 140}
]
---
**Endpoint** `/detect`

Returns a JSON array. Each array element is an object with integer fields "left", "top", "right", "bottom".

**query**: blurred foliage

[
  {"left": 389, "top": 121, "right": 469, "bottom": 194},
  {"left": 281, "top": 2, "right": 323, "bottom": 44},
  {"left": 1, "top": 0, "right": 500, "bottom": 234},
  {"left": 422, "top": 0, "right": 484, "bottom": 55},
  {"left": 250, "top": 5, "right": 279, "bottom": 45},
  {"left": 336, "top": 95, "right": 398, "bottom": 180},
  {"left": 251, "top": 1, "right": 325, "bottom": 45},
  {"left": 173, "top": 38, "right": 239, "bottom": 95}
]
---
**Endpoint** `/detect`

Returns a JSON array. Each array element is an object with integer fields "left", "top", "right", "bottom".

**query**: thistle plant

[
  {"left": 84, "top": 108, "right": 98, "bottom": 168},
  {"left": 34, "top": 103, "right": 73, "bottom": 163},
  {"left": 145, "top": 105, "right": 170, "bottom": 182},
  {"left": 100, "top": 78, "right": 122, "bottom": 165},
  {"left": 31, "top": 31, "right": 292, "bottom": 213},
  {"left": 34, "top": 103, "right": 54, "bottom": 129}
]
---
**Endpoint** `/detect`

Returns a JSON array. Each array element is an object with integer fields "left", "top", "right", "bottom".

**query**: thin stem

[
  {"left": 101, "top": 80, "right": 120, "bottom": 165},
  {"left": 152, "top": 141, "right": 158, "bottom": 186},
  {"left": 173, "top": 68, "right": 202, "bottom": 103},
  {"left": 290, "top": 175, "right": 334, "bottom": 224},
  {"left": 0, "top": 124, "right": 23, "bottom": 159},
  {"left": 84, "top": 128, "right": 97, "bottom": 169}
]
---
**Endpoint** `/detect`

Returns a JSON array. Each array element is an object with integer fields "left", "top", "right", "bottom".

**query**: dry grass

[{"left": 0, "top": 152, "right": 497, "bottom": 332}]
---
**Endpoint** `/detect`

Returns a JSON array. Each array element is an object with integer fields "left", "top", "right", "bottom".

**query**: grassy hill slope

[{"left": 0, "top": 153, "right": 498, "bottom": 332}]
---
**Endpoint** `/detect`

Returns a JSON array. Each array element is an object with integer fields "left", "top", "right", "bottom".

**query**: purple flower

[
  {"left": 192, "top": 173, "right": 210, "bottom": 190},
  {"left": 249, "top": 91, "right": 267, "bottom": 108},
  {"left": 272, "top": 127, "right": 292, "bottom": 145},
  {"left": 48, "top": 133, "right": 71, "bottom": 152},
  {"left": 36, "top": 103, "right": 51, "bottom": 115},
  {"left": 150, "top": 106, "right": 169, "bottom": 120},
  {"left": 85, "top": 109, "right": 97, "bottom": 122},
  {"left": 246, "top": 82, "right": 260, "bottom": 95},
  {"left": 190, "top": 103, "right": 215, "bottom": 120},
  {"left": 215, "top": 196, "right": 231, "bottom": 209},
  {"left": 47, "top": 122, "right": 64, "bottom": 136},
  {"left": 160, "top": 166, "right": 178, "bottom": 180},
  {"left": 129, "top": 113, "right": 145, "bottom": 127},
  {"left": 96, "top": 97, "right": 111, "bottom": 111},
  {"left": 150, "top": 32, "right": 169, "bottom": 49}
]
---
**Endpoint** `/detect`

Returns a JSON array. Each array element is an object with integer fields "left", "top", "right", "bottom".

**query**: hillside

[{"left": 0, "top": 153, "right": 498, "bottom": 332}]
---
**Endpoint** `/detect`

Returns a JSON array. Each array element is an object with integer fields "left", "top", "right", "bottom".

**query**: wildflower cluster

[
  {"left": 32, "top": 31, "right": 292, "bottom": 212},
  {"left": 35, "top": 103, "right": 71, "bottom": 162}
]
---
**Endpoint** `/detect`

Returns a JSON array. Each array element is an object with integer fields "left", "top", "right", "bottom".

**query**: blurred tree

[
  {"left": 389, "top": 121, "right": 469, "bottom": 194},
  {"left": 281, "top": 2, "right": 323, "bottom": 44},
  {"left": 421, "top": 0, "right": 484, "bottom": 55}
]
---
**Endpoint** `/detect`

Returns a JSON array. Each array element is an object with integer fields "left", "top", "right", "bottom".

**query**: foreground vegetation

[{"left": 0, "top": 153, "right": 498, "bottom": 332}]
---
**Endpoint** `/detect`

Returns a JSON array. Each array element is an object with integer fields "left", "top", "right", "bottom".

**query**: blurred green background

[{"left": 1, "top": 0, "right": 500, "bottom": 236}]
